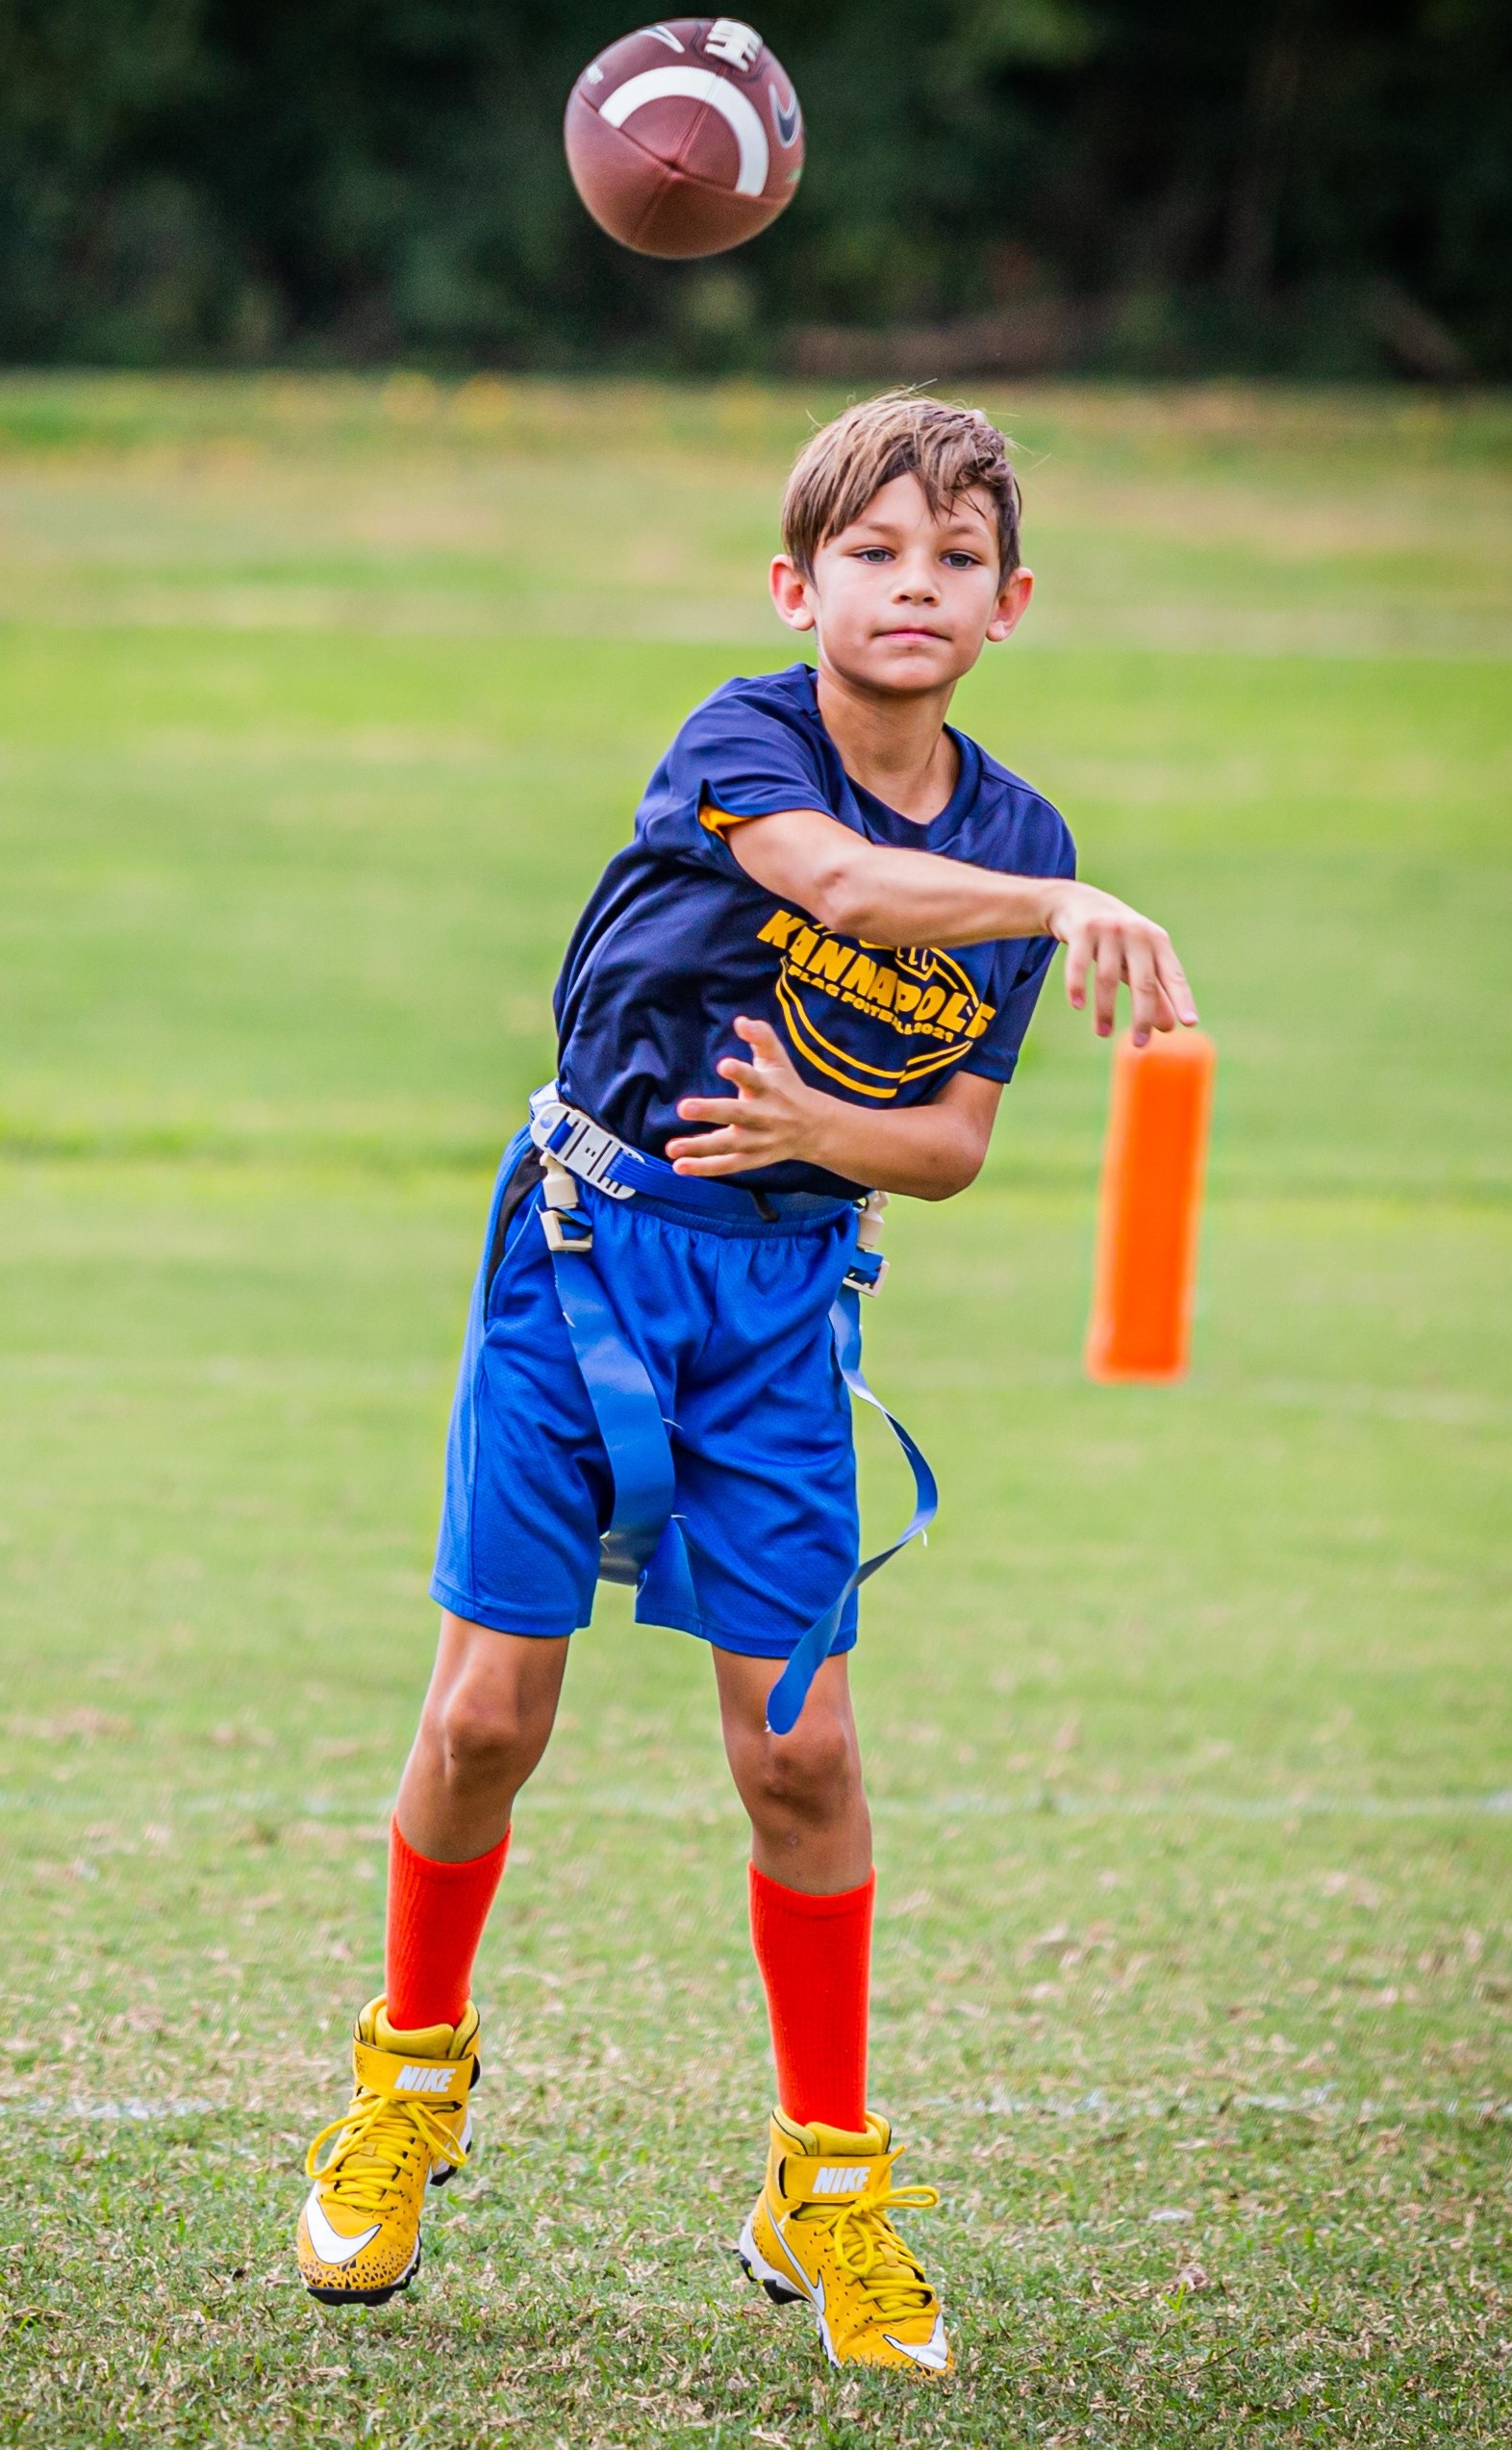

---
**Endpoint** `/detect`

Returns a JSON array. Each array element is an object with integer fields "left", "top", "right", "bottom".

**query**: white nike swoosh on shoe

[
  {"left": 769, "top": 2219, "right": 815, "bottom": 2300},
  {"left": 812, "top": 2273, "right": 837, "bottom": 2365},
  {"left": 303, "top": 2186, "right": 381, "bottom": 2267},
  {"left": 882, "top": 2311, "right": 950, "bottom": 2370}
]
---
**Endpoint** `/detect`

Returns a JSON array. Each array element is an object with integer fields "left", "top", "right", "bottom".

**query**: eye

[
  {"left": 943, "top": 551, "right": 982, "bottom": 569},
  {"left": 854, "top": 546, "right": 893, "bottom": 564}
]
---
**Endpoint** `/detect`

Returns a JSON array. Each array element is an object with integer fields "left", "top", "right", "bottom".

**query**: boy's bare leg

[
  {"left": 394, "top": 1612, "right": 569, "bottom": 1861},
  {"left": 714, "top": 1648, "right": 872, "bottom": 1892},
  {"left": 296, "top": 1614, "right": 566, "bottom": 2302},
  {"left": 718, "top": 1647, "right": 950, "bottom": 2368}
]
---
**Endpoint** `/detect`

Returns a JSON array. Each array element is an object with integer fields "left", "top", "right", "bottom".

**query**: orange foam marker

[{"left": 1085, "top": 1028, "right": 1217, "bottom": 1382}]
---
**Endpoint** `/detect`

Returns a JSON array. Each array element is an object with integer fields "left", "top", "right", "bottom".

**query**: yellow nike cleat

[
  {"left": 737, "top": 2109, "right": 953, "bottom": 2374},
  {"left": 296, "top": 1996, "right": 480, "bottom": 2305}
]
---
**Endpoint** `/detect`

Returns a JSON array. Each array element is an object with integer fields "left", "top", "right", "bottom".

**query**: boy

[{"left": 296, "top": 393, "right": 1196, "bottom": 2373}]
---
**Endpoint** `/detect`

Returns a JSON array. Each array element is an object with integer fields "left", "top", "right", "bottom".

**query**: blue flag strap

[
  {"left": 540, "top": 1202, "right": 935, "bottom": 1730},
  {"left": 540, "top": 1218, "right": 696, "bottom": 1624},
  {"left": 545, "top": 1222, "right": 671, "bottom": 1584},
  {"left": 762, "top": 1279, "right": 938, "bottom": 1735}
]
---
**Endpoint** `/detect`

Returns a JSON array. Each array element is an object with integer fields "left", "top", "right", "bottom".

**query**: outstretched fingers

[
  {"left": 1155, "top": 936, "right": 1199, "bottom": 1026},
  {"left": 1128, "top": 929, "right": 1197, "bottom": 1041},
  {"left": 669, "top": 1143, "right": 758, "bottom": 1176},
  {"left": 1065, "top": 913, "right": 1199, "bottom": 1042},
  {"left": 673, "top": 1094, "right": 743, "bottom": 1122},
  {"left": 1125, "top": 936, "right": 1164, "bottom": 1047},
  {"left": 732, "top": 1014, "right": 787, "bottom": 1059},
  {"left": 667, "top": 1124, "right": 746, "bottom": 1170},
  {"left": 671, "top": 1017, "right": 818, "bottom": 1174},
  {"left": 1093, "top": 924, "right": 1121, "bottom": 1038},
  {"left": 668, "top": 1084, "right": 763, "bottom": 1171}
]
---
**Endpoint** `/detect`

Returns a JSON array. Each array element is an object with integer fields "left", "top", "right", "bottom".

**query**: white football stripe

[{"left": 599, "top": 66, "right": 769, "bottom": 197}]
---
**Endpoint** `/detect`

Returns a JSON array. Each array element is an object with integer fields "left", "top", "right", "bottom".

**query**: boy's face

[{"left": 770, "top": 472, "right": 1033, "bottom": 695}]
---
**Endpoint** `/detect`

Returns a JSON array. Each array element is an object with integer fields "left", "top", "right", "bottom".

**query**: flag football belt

[{"left": 525, "top": 1084, "right": 938, "bottom": 1734}]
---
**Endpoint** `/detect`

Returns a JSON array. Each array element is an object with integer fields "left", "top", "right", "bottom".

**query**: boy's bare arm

[
  {"left": 668, "top": 1018, "right": 1000, "bottom": 1200},
  {"left": 727, "top": 805, "right": 1197, "bottom": 1046}
]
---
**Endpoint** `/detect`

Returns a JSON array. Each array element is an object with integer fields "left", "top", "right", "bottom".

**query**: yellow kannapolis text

[
  {"left": 758, "top": 908, "right": 995, "bottom": 1041},
  {"left": 755, "top": 907, "right": 996, "bottom": 1099}
]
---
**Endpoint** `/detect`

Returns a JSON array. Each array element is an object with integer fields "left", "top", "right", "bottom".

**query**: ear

[
  {"left": 769, "top": 553, "right": 818, "bottom": 634},
  {"left": 985, "top": 565, "right": 1034, "bottom": 644}
]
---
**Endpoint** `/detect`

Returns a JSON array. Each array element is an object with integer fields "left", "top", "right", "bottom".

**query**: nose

[{"left": 892, "top": 555, "right": 940, "bottom": 604}]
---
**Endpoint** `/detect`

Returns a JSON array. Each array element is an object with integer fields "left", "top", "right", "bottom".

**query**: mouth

[{"left": 877, "top": 625, "right": 947, "bottom": 645}]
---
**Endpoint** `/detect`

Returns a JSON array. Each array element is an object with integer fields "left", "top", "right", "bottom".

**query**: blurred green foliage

[{"left": 0, "top": 1, "right": 1507, "bottom": 373}]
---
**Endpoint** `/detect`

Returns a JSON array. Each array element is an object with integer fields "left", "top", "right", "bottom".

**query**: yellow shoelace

[
  {"left": 305, "top": 2085, "right": 466, "bottom": 2217},
  {"left": 794, "top": 2166, "right": 942, "bottom": 2323}
]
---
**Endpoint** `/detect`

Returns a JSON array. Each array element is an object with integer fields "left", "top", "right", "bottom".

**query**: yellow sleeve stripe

[{"left": 698, "top": 797, "right": 753, "bottom": 836}]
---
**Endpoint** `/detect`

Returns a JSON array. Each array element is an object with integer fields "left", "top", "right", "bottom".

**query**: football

[{"left": 565, "top": 18, "right": 804, "bottom": 260}]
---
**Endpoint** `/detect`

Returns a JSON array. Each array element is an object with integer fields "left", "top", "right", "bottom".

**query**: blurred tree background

[{"left": 0, "top": 0, "right": 1505, "bottom": 377}]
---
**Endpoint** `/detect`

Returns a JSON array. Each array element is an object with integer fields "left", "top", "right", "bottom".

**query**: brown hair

[{"left": 781, "top": 391, "right": 1022, "bottom": 579}]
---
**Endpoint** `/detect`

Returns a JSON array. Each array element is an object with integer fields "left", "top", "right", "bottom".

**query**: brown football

[{"left": 565, "top": 18, "right": 804, "bottom": 259}]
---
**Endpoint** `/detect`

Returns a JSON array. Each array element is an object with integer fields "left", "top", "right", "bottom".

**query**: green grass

[{"left": 0, "top": 376, "right": 1508, "bottom": 2447}]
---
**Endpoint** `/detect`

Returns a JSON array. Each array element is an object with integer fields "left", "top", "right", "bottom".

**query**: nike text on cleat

[
  {"left": 296, "top": 1997, "right": 481, "bottom": 2306},
  {"left": 393, "top": 2064, "right": 456, "bottom": 2093},
  {"left": 811, "top": 2165, "right": 869, "bottom": 2194},
  {"left": 737, "top": 2109, "right": 953, "bottom": 2374}
]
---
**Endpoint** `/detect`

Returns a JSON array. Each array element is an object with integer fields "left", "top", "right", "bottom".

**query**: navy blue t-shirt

[{"left": 553, "top": 663, "right": 1075, "bottom": 1196}]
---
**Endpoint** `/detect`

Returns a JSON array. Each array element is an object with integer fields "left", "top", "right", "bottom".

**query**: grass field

[{"left": 0, "top": 375, "right": 1508, "bottom": 2448}]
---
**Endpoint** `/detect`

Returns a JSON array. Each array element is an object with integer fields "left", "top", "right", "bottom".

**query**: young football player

[{"left": 296, "top": 393, "right": 1197, "bottom": 2371}]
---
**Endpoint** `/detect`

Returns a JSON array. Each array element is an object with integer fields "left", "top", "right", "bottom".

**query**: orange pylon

[{"left": 1085, "top": 1028, "right": 1217, "bottom": 1382}]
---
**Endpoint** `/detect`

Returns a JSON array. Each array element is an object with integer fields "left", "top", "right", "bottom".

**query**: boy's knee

[
  {"left": 437, "top": 1670, "right": 549, "bottom": 1790},
  {"left": 748, "top": 1711, "right": 859, "bottom": 1822}
]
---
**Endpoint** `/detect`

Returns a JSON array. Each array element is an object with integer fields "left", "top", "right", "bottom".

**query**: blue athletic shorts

[{"left": 431, "top": 1144, "right": 862, "bottom": 1658}]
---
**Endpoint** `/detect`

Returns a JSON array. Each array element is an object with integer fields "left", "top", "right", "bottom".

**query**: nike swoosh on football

[
  {"left": 770, "top": 84, "right": 801, "bottom": 146},
  {"left": 303, "top": 2187, "right": 381, "bottom": 2266}
]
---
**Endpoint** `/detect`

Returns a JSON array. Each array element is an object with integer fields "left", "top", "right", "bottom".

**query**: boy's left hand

[{"left": 668, "top": 1018, "right": 818, "bottom": 1175}]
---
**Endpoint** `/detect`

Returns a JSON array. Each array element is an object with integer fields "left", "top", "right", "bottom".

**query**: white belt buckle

[
  {"left": 542, "top": 1205, "right": 592, "bottom": 1254},
  {"left": 540, "top": 1149, "right": 591, "bottom": 1250},
  {"left": 529, "top": 1082, "right": 637, "bottom": 1202},
  {"left": 563, "top": 1117, "right": 618, "bottom": 1187}
]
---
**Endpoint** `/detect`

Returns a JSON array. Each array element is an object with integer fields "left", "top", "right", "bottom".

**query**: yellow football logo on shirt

[{"left": 755, "top": 908, "right": 996, "bottom": 1099}]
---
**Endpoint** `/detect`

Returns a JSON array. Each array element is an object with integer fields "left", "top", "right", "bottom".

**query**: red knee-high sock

[
  {"left": 384, "top": 1818, "right": 509, "bottom": 2032},
  {"left": 748, "top": 1863, "right": 874, "bottom": 2133}
]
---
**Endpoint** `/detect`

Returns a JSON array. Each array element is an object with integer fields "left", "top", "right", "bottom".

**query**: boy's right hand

[{"left": 1043, "top": 879, "right": 1198, "bottom": 1048}]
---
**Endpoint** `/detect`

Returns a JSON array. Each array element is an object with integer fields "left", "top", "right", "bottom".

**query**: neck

[{"left": 814, "top": 659, "right": 959, "bottom": 824}]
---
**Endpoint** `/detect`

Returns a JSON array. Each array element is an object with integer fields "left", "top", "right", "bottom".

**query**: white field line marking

[
  {"left": 0, "top": 1355, "right": 440, "bottom": 1392},
  {"left": 0, "top": 2097, "right": 221, "bottom": 2123},
  {"left": 888, "top": 1356, "right": 1512, "bottom": 1423},
  {"left": 947, "top": 2085, "right": 1512, "bottom": 2126},
  {"left": 4, "top": 1786, "right": 1510, "bottom": 1823},
  {"left": 471, "top": 1786, "right": 1512, "bottom": 1823},
  {"left": 6, "top": 2087, "right": 1507, "bottom": 2130}
]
